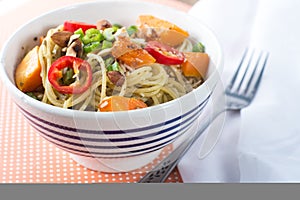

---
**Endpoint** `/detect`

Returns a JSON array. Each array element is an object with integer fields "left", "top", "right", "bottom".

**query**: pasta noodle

[{"left": 19, "top": 17, "right": 208, "bottom": 112}]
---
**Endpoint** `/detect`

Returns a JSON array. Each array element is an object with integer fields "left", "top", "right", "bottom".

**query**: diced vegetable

[
  {"left": 63, "top": 21, "right": 97, "bottom": 33},
  {"left": 15, "top": 46, "right": 42, "bottom": 92},
  {"left": 79, "top": 28, "right": 104, "bottom": 53},
  {"left": 98, "top": 96, "right": 147, "bottom": 112},
  {"left": 181, "top": 52, "right": 209, "bottom": 78},
  {"left": 111, "top": 36, "right": 139, "bottom": 58},
  {"left": 83, "top": 41, "right": 100, "bottom": 53},
  {"left": 48, "top": 56, "right": 92, "bottom": 94},
  {"left": 111, "top": 36, "right": 155, "bottom": 68},
  {"left": 144, "top": 41, "right": 185, "bottom": 65},
  {"left": 137, "top": 15, "right": 189, "bottom": 46},
  {"left": 118, "top": 49, "right": 156, "bottom": 68},
  {"left": 107, "top": 61, "right": 120, "bottom": 71},
  {"left": 82, "top": 28, "right": 103, "bottom": 44},
  {"left": 103, "top": 28, "right": 116, "bottom": 41},
  {"left": 74, "top": 28, "right": 84, "bottom": 38},
  {"left": 102, "top": 40, "right": 113, "bottom": 49}
]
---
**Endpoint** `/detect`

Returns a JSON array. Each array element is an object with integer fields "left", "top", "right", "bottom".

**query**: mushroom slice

[
  {"left": 66, "top": 39, "right": 83, "bottom": 57},
  {"left": 51, "top": 31, "right": 73, "bottom": 47},
  {"left": 96, "top": 19, "right": 112, "bottom": 30},
  {"left": 107, "top": 71, "right": 125, "bottom": 86}
]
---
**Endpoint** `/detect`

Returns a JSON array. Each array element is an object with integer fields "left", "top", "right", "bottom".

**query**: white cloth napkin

[
  {"left": 178, "top": 0, "right": 300, "bottom": 182},
  {"left": 238, "top": 0, "right": 300, "bottom": 182}
]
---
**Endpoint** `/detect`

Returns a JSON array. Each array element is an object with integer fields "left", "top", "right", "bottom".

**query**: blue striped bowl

[{"left": 0, "top": 0, "right": 223, "bottom": 172}]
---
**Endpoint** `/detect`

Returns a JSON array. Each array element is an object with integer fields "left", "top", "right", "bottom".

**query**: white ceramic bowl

[{"left": 0, "top": 0, "right": 223, "bottom": 172}]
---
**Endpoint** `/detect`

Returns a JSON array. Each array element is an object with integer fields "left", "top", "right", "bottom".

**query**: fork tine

[
  {"left": 249, "top": 51, "right": 269, "bottom": 95},
  {"left": 227, "top": 48, "right": 249, "bottom": 90},
  {"left": 236, "top": 49, "right": 255, "bottom": 92},
  {"left": 242, "top": 50, "right": 264, "bottom": 94}
]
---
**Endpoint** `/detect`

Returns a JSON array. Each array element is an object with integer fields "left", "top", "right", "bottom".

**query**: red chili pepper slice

[
  {"left": 63, "top": 21, "right": 97, "bottom": 33},
  {"left": 48, "top": 56, "right": 92, "bottom": 94},
  {"left": 144, "top": 41, "right": 185, "bottom": 65}
]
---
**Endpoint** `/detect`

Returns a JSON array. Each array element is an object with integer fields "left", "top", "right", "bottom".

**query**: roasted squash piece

[
  {"left": 112, "top": 36, "right": 156, "bottom": 68},
  {"left": 98, "top": 96, "right": 147, "bottom": 111},
  {"left": 15, "top": 46, "right": 42, "bottom": 92},
  {"left": 118, "top": 49, "right": 156, "bottom": 68},
  {"left": 137, "top": 15, "right": 189, "bottom": 46},
  {"left": 181, "top": 52, "right": 209, "bottom": 78}
]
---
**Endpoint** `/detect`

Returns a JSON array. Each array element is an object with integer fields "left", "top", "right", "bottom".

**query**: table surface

[{"left": 0, "top": 0, "right": 191, "bottom": 183}]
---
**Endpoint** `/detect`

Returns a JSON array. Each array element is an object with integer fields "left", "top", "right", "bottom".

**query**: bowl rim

[{"left": 0, "top": 0, "right": 223, "bottom": 119}]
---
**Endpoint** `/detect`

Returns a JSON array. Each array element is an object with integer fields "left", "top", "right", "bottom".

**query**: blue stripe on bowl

[
  {"left": 24, "top": 108, "right": 197, "bottom": 158},
  {"left": 22, "top": 98, "right": 204, "bottom": 143},
  {"left": 17, "top": 95, "right": 209, "bottom": 158},
  {"left": 38, "top": 131, "right": 174, "bottom": 158},
  {"left": 17, "top": 94, "right": 210, "bottom": 135},
  {"left": 27, "top": 111, "right": 195, "bottom": 150}
]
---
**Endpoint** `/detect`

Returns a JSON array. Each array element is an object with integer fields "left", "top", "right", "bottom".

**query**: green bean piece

[
  {"left": 74, "top": 28, "right": 84, "bottom": 39},
  {"left": 82, "top": 28, "right": 104, "bottom": 44},
  {"left": 83, "top": 41, "right": 100, "bottom": 53}
]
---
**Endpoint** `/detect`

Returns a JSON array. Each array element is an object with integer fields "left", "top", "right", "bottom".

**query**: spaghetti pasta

[{"left": 16, "top": 16, "right": 209, "bottom": 112}]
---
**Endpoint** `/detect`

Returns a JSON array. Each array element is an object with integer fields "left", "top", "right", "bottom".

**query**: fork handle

[{"left": 138, "top": 111, "right": 221, "bottom": 183}]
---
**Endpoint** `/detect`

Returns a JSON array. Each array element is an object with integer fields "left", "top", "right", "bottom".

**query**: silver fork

[{"left": 139, "top": 48, "right": 269, "bottom": 183}]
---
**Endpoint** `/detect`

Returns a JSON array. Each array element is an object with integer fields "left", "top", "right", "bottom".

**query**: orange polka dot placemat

[{"left": 0, "top": 82, "right": 182, "bottom": 183}]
